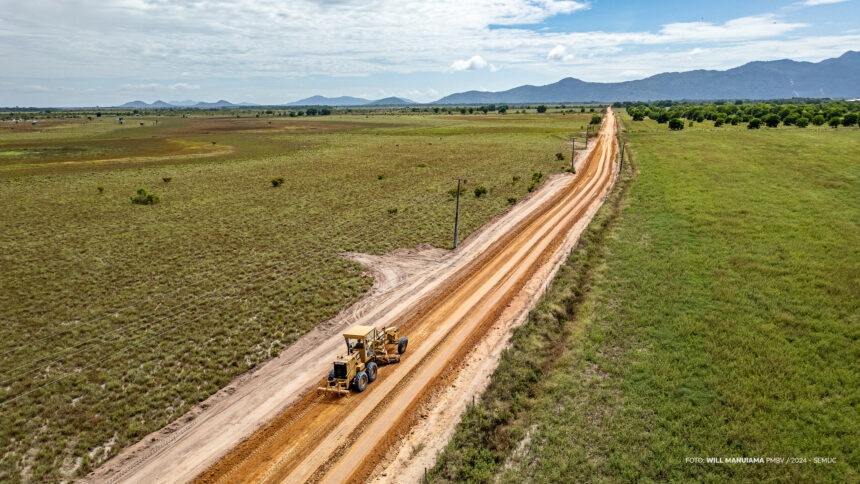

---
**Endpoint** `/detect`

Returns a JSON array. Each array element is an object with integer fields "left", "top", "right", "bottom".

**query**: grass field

[
  {"left": 432, "top": 112, "right": 859, "bottom": 482},
  {"left": 0, "top": 112, "right": 592, "bottom": 480}
]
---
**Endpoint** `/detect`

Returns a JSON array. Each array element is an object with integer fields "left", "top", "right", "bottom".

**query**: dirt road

[{"left": 87, "top": 108, "right": 617, "bottom": 484}]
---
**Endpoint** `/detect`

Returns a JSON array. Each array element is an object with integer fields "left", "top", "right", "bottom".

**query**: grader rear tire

[{"left": 397, "top": 337, "right": 408, "bottom": 355}]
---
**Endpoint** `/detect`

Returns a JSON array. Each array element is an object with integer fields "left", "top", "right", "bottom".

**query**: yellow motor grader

[{"left": 317, "top": 325, "right": 408, "bottom": 396}]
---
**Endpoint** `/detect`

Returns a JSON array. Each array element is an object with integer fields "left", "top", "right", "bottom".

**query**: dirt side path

[{"left": 83, "top": 120, "right": 600, "bottom": 484}]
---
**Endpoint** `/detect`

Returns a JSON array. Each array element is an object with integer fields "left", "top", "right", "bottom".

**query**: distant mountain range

[
  {"left": 115, "top": 99, "right": 259, "bottom": 108},
  {"left": 116, "top": 95, "right": 416, "bottom": 108},
  {"left": 436, "top": 51, "right": 860, "bottom": 104},
  {"left": 285, "top": 95, "right": 415, "bottom": 106},
  {"left": 111, "top": 52, "right": 859, "bottom": 109}
]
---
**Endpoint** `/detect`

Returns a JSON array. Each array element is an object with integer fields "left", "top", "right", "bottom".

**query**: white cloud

[
  {"left": 169, "top": 83, "right": 199, "bottom": 90},
  {"left": 547, "top": 45, "right": 574, "bottom": 61},
  {"left": 119, "top": 83, "right": 160, "bottom": 91},
  {"left": 450, "top": 55, "right": 489, "bottom": 71},
  {"left": 801, "top": 0, "right": 848, "bottom": 5}
]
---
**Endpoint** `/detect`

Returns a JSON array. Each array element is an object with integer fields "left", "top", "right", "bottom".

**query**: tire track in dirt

[{"left": 192, "top": 108, "right": 618, "bottom": 484}]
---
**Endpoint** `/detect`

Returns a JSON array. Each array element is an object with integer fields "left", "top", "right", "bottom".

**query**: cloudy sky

[{"left": 1, "top": 0, "right": 858, "bottom": 106}]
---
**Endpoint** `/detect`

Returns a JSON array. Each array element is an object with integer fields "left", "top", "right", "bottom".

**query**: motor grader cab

[{"left": 318, "top": 325, "right": 408, "bottom": 396}]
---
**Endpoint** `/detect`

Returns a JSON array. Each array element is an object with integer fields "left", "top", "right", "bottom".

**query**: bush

[
  {"left": 536, "top": 105, "right": 548, "bottom": 113},
  {"left": 747, "top": 118, "right": 762, "bottom": 129},
  {"left": 795, "top": 117, "right": 809, "bottom": 128},
  {"left": 763, "top": 114, "right": 780, "bottom": 128},
  {"left": 448, "top": 186, "right": 465, "bottom": 198},
  {"left": 271, "top": 177, "right": 285, "bottom": 187},
  {"left": 555, "top": 152, "right": 565, "bottom": 161},
  {"left": 590, "top": 114, "right": 602, "bottom": 125},
  {"left": 474, "top": 186, "right": 488, "bottom": 198},
  {"left": 714, "top": 119, "right": 724, "bottom": 127},
  {"left": 387, "top": 207, "right": 398, "bottom": 215},
  {"left": 842, "top": 113, "right": 857, "bottom": 127},
  {"left": 512, "top": 176, "right": 520, "bottom": 184},
  {"left": 97, "top": 186, "right": 104, "bottom": 194},
  {"left": 507, "top": 197, "right": 518, "bottom": 205},
  {"left": 527, "top": 182, "right": 536, "bottom": 192},
  {"left": 828, "top": 117, "right": 841, "bottom": 128},
  {"left": 162, "top": 177, "right": 171, "bottom": 183},
  {"left": 377, "top": 173, "right": 387, "bottom": 180},
  {"left": 130, "top": 188, "right": 159, "bottom": 205},
  {"left": 668, "top": 118, "right": 684, "bottom": 130},
  {"left": 531, "top": 171, "right": 543, "bottom": 182},
  {"left": 811, "top": 115, "right": 826, "bottom": 126}
]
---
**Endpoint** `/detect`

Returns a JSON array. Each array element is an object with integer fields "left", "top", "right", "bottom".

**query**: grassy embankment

[
  {"left": 0, "top": 112, "right": 592, "bottom": 481},
  {"left": 432, "top": 112, "right": 858, "bottom": 482}
]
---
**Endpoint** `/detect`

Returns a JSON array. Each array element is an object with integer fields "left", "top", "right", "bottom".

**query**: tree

[
  {"left": 668, "top": 118, "right": 684, "bottom": 130},
  {"left": 842, "top": 113, "right": 858, "bottom": 127},
  {"left": 590, "top": 114, "right": 602, "bottom": 125},
  {"left": 747, "top": 118, "right": 762, "bottom": 129},
  {"left": 795, "top": 117, "right": 809, "bottom": 128},
  {"left": 811, "top": 114, "right": 825, "bottom": 126},
  {"left": 828, "top": 117, "right": 841, "bottom": 128},
  {"left": 714, "top": 118, "right": 724, "bottom": 127},
  {"left": 763, "top": 114, "right": 780, "bottom": 128},
  {"left": 656, "top": 112, "right": 670, "bottom": 124},
  {"left": 536, "top": 105, "right": 548, "bottom": 113}
]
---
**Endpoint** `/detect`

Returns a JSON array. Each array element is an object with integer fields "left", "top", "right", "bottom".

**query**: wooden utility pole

[
  {"left": 452, "top": 178, "right": 466, "bottom": 248},
  {"left": 570, "top": 135, "right": 575, "bottom": 171}
]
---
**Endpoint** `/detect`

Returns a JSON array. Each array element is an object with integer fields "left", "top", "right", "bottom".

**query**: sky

[{"left": 0, "top": 0, "right": 858, "bottom": 107}]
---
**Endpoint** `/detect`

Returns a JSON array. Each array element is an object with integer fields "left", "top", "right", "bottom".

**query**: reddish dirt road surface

[{"left": 86, "top": 108, "right": 618, "bottom": 484}]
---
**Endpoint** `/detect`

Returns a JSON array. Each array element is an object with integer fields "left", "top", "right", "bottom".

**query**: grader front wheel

[
  {"left": 397, "top": 337, "right": 408, "bottom": 355},
  {"left": 353, "top": 371, "right": 368, "bottom": 392}
]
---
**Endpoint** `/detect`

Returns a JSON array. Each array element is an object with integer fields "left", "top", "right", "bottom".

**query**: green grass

[
  {"left": 0, "top": 112, "right": 591, "bottom": 481},
  {"left": 433, "top": 113, "right": 859, "bottom": 482}
]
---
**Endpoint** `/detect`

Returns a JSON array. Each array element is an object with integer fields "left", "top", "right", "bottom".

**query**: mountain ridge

[{"left": 434, "top": 51, "right": 860, "bottom": 104}]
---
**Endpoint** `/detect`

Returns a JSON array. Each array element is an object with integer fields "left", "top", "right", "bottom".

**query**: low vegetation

[
  {"left": 0, "top": 110, "right": 591, "bottom": 480},
  {"left": 433, "top": 111, "right": 858, "bottom": 482}
]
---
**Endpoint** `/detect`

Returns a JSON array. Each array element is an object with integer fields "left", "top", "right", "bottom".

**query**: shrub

[
  {"left": 162, "top": 177, "right": 171, "bottom": 183},
  {"left": 507, "top": 197, "right": 517, "bottom": 205},
  {"left": 842, "top": 113, "right": 857, "bottom": 127},
  {"left": 811, "top": 115, "right": 826, "bottom": 126},
  {"left": 795, "top": 117, "right": 809, "bottom": 128},
  {"left": 130, "top": 188, "right": 159, "bottom": 205},
  {"left": 377, "top": 173, "right": 387, "bottom": 180},
  {"left": 555, "top": 152, "right": 565, "bottom": 161},
  {"left": 474, "top": 186, "right": 488, "bottom": 198},
  {"left": 211, "top": 141, "right": 217, "bottom": 145},
  {"left": 668, "top": 118, "right": 684, "bottom": 130},
  {"left": 448, "top": 186, "right": 465, "bottom": 198},
  {"left": 747, "top": 118, "right": 762, "bottom": 129},
  {"left": 763, "top": 114, "right": 780, "bottom": 128},
  {"left": 714, "top": 118, "right": 724, "bottom": 127},
  {"left": 828, "top": 117, "right": 841, "bottom": 128},
  {"left": 387, "top": 207, "right": 398, "bottom": 215},
  {"left": 590, "top": 114, "right": 602, "bottom": 125},
  {"left": 536, "top": 105, "right": 548, "bottom": 113},
  {"left": 527, "top": 182, "right": 536, "bottom": 192},
  {"left": 512, "top": 176, "right": 520, "bottom": 184},
  {"left": 97, "top": 186, "right": 104, "bottom": 194},
  {"left": 531, "top": 171, "right": 543, "bottom": 183},
  {"left": 271, "top": 177, "right": 285, "bottom": 187}
]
